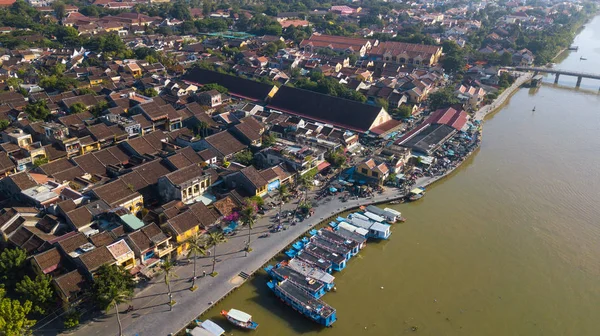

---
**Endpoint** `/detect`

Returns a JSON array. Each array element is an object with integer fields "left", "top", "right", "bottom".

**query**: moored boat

[
  {"left": 407, "top": 187, "right": 425, "bottom": 201},
  {"left": 220, "top": 309, "right": 258, "bottom": 330},
  {"left": 267, "top": 279, "right": 337, "bottom": 327}
]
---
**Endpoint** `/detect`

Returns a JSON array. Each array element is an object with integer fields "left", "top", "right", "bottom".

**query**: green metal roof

[{"left": 120, "top": 214, "right": 144, "bottom": 231}]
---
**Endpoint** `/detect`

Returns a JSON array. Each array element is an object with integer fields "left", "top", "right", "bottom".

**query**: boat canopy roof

[
  {"left": 370, "top": 222, "right": 390, "bottom": 232},
  {"left": 383, "top": 208, "right": 402, "bottom": 217},
  {"left": 190, "top": 327, "right": 214, "bottom": 336},
  {"left": 228, "top": 309, "right": 252, "bottom": 323},
  {"left": 363, "top": 211, "right": 386, "bottom": 223},
  {"left": 200, "top": 320, "right": 225, "bottom": 336},
  {"left": 338, "top": 221, "right": 369, "bottom": 236},
  {"left": 410, "top": 188, "right": 424, "bottom": 195}
]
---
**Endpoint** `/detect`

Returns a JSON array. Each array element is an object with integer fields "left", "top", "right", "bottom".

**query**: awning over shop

[{"left": 317, "top": 161, "right": 331, "bottom": 171}]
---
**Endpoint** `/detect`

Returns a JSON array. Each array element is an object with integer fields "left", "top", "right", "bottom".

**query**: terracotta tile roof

[
  {"left": 56, "top": 232, "right": 89, "bottom": 254},
  {"left": 271, "top": 165, "right": 290, "bottom": 181},
  {"left": 43, "top": 144, "right": 68, "bottom": 161},
  {"left": 52, "top": 166, "right": 87, "bottom": 183},
  {"left": 66, "top": 207, "right": 93, "bottom": 229},
  {"left": 231, "top": 119, "right": 262, "bottom": 143},
  {"left": 188, "top": 202, "right": 219, "bottom": 227},
  {"left": 73, "top": 153, "right": 105, "bottom": 175},
  {"left": 106, "top": 146, "right": 130, "bottom": 163},
  {"left": 36, "top": 214, "right": 59, "bottom": 234},
  {"left": 58, "top": 111, "right": 93, "bottom": 127},
  {"left": 53, "top": 269, "right": 87, "bottom": 300},
  {"left": 79, "top": 246, "right": 115, "bottom": 272},
  {"left": 0, "top": 152, "right": 15, "bottom": 173},
  {"left": 89, "top": 231, "right": 115, "bottom": 247},
  {"left": 163, "top": 164, "right": 205, "bottom": 186},
  {"left": 197, "top": 148, "right": 217, "bottom": 162},
  {"left": 167, "top": 211, "right": 200, "bottom": 235},
  {"left": 57, "top": 200, "right": 77, "bottom": 214},
  {"left": 203, "top": 131, "right": 245, "bottom": 157},
  {"left": 140, "top": 222, "right": 166, "bottom": 244},
  {"left": 132, "top": 114, "right": 153, "bottom": 129},
  {"left": 176, "top": 146, "right": 203, "bottom": 164},
  {"left": 427, "top": 107, "right": 467, "bottom": 131},
  {"left": 127, "top": 229, "right": 151, "bottom": 253},
  {"left": 79, "top": 135, "right": 97, "bottom": 147},
  {"left": 165, "top": 152, "right": 193, "bottom": 169},
  {"left": 260, "top": 167, "right": 278, "bottom": 182},
  {"left": 92, "top": 179, "right": 141, "bottom": 207},
  {"left": 38, "top": 158, "right": 76, "bottom": 176},
  {"left": 213, "top": 196, "right": 239, "bottom": 217},
  {"left": 5, "top": 172, "right": 38, "bottom": 191},
  {"left": 87, "top": 123, "right": 115, "bottom": 141},
  {"left": 106, "top": 239, "right": 132, "bottom": 259},
  {"left": 8, "top": 226, "right": 45, "bottom": 254},
  {"left": 32, "top": 247, "right": 62, "bottom": 274},
  {"left": 130, "top": 159, "right": 172, "bottom": 185},
  {"left": 240, "top": 166, "right": 267, "bottom": 189}
]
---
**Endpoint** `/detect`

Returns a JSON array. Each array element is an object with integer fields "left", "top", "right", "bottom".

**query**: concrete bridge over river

[{"left": 505, "top": 66, "right": 600, "bottom": 88}]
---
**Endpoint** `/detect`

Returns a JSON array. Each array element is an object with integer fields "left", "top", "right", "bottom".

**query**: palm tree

[
  {"left": 207, "top": 231, "right": 226, "bottom": 274},
  {"left": 104, "top": 288, "right": 132, "bottom": 336},
  {"left": 240, "top": 204, "right": 256, "bottom": 256},
  {"left": 294, "top": 174, "right": 313, "bottom": 215},
  {"left": 276, "top": 184, "right": 289, "bottom": 226},
  {"left": 186, "top": 233, "right": 207, "bottom": 290},
  {"left": 159, "top": 257, "right": 178, "bottom": 311}
]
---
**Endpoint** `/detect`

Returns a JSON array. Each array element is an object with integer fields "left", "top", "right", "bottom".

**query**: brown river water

[{"left": 198, "top": 16, "right": 600, "bottom": 336}]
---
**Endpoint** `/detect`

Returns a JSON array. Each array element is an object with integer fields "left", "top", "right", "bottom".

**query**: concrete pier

[
  {"left": 554, "top": 73, "right": 560, "bottom": 84},
  {"left": 576, "top": 76, "right": 582, "bottom": 87}
]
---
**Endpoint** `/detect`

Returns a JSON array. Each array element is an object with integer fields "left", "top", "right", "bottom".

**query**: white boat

[
  {"left": 191, "top": 319, "right": 225, "bottom": 336},
  {"left": 221, "top": 309, "right": 259, "bottom": 330}
]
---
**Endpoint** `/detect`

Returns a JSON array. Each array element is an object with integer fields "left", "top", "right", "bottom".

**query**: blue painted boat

[
  {"left": 265, "top": 264, "right": 327, "bottom": 299},
  {"left": 285, "top": 249, "right": 298, "bottom": 258},
  {"left": 285, "top": 258, "right": 335, "bottom": 291},
  {"left": 220, "top": 309, "right": 258, "bottom": 330},
  {"left": 302, "top": 243, "right": 346, "bottom": 272},
  {"left": 267, "top": 279, "right": 337, "bottom": 327},
  {"left": 295, "top": 250, "right": 333, "bottom": 273}
]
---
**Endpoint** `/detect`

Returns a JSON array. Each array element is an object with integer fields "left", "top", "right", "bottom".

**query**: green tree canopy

[
  {"left": 92, "top": 264, "right": 135, "bottom": 310},
  {"left": 326, "top": 149, "right": 347, "bottom": 168},
  {"left": 0, "top": 119, "right": 10, "bottom": 131},
  {"left": 15, "top": 274, "right": 54, "bottom": 314},
  {"left": 233, "top": 149, "right": 254, "bottom": 166},
  {"left": 395, "top": 105, "right": 413, "bottom": 118},
  {"left": 24, "top": 100, "right": 51, "bottom": 121},
  {"left": 69, "top": 102, "right": 87, "bottom": 114},
  {"left": 0, "top": 248, "right": 27, "bottom": 287},
  {"left": 0, "top": 288, "right": 35, "bottom": 336},
  {"left": 200, "top": 83, "right": 228, "bottom": 94},
  {"left": 428, "top": 87, "right": 460, "bottom": 110}
]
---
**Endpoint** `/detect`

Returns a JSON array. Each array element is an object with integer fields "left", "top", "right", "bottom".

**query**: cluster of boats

[
  {"left": 187, "top": 309, "right": 259, "bottom": 335},
  {"left": 264, "top": 207, "right": 405, "bottom": 327}
]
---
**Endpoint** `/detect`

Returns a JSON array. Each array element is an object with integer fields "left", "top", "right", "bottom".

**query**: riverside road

[{"left": 44, "top": 181, "right": 428, "bottom": 336}]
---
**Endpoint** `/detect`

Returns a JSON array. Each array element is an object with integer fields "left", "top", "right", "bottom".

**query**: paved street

[{"left": 45, "top": 184, "right": 414, "bottom": 336}]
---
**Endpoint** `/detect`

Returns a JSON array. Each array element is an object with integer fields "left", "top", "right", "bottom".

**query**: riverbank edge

[{"left": 172, "top": 74, "right": 531, "bottom": 335}]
